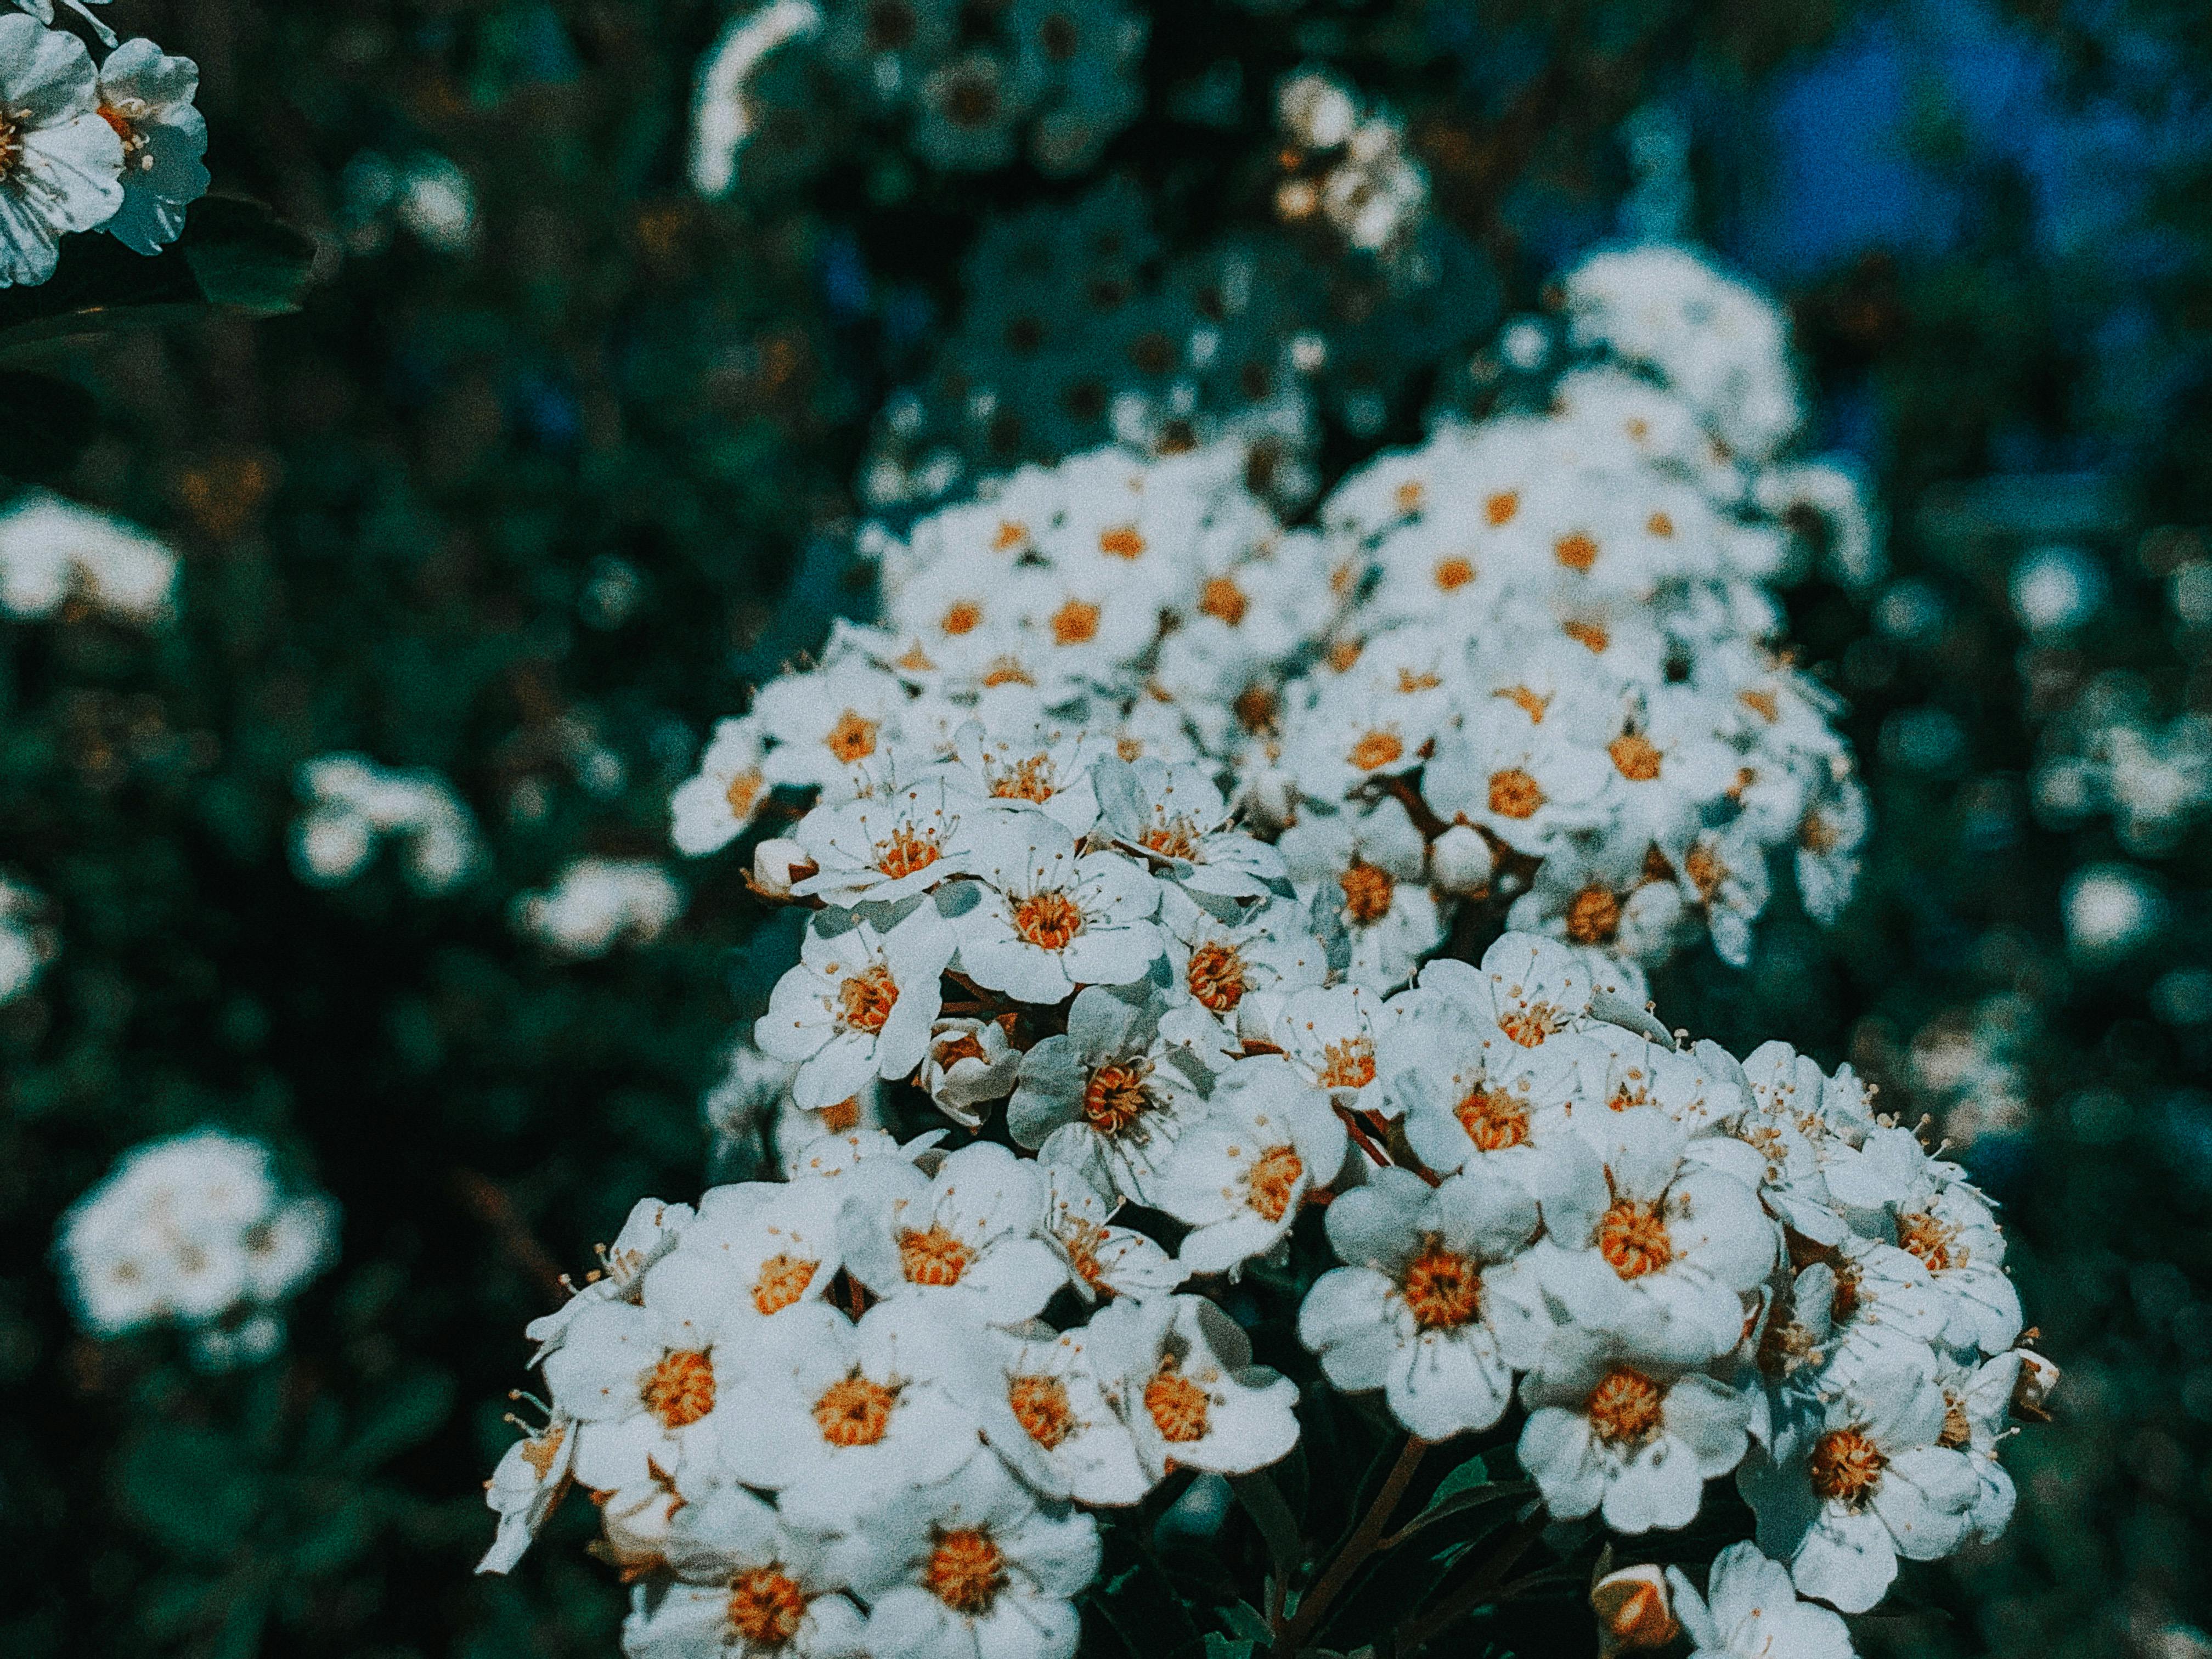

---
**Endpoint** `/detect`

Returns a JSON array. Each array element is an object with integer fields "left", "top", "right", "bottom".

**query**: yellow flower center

[
  {"left": 1009, "top": 1375, "right": 1075, "bottom": 1448},
  {"left": 752, "top": 1253, "right": 819, "bottom": 1315},
  {"left": 1012, "top": 890, "right": 1085, "bottom": 950},
  {"left": 1338, "top": 859, "right": 1396, "bottom": 926},
  {"left": 825, "top": 709, "right": 879, "bottom": 764},
  {"left": 1186, "top": 941, "right": 1247, "bottom": 1011},
  {"left": 1488, "top": 768, "right": 1546, "bottom": 820},
  {"left": 837, "top": 963, "right": 899, "bottom": 1033},
  {"left": 898, "top": 1222, "right": 971, "bottom": 1286},
  {"left": 1144, "top": 1363, "right": 1210, "bottom": 1442},
  {"left": 1246, "top": 1146, "right": 1304, "bottom": 1222},
  {"left": 727, "top": 1567, "right": 809, "bottom": 1646},
  {"left": 1402, "top": 1239, "right": 1482, "bottom": 1328},
  {"left": 1597, "top": 1198, "right": 1673, "bottom": 1280},
  {"left": 1585, "top": 1365, "right": 1665, "bottom": 1444},
  {"left": 641, "top": 1350, "right": 716, "bottom": 1428},
  {"left": 812, "top": 1375, "right": 895, "bottom": 1446},
  {"left": 1809, "top": 1427, "right": 1886, "bottom": 1503},
  {"left": 926, "top": 1528, "right": 1008, "bottom": 1613}
]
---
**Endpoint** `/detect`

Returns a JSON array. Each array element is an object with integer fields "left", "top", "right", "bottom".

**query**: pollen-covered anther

[
  {"left": 1609, "top": 733, "right": 1663, "bottom": 781},
  {"left": 1339, "top": 859, "right": 1396, "bottom": 925},
  {"left": 1808, "top": 1427, "right": 1887, "bottom": 1503},
  {"left": 990, "top": 753, "right": 1057, "bottom": 803},
  {"left": 1565, "top": 883, "right": 1622, "bottom": 945},
  {"left": 1317, "top": 1036, "right": 1376, "bottom": 1090},
  {"left": 725, "top": 769, "right": 765, "bottom": 820},
  {"left": 1144, "top": 1362, "right": 1210, "bottom": 1442},
  {"left": 752, "top": 1252, "right": 819, "bottom": 1314},
  {"left": 812, "top": 1374, "right": 896, "bottom": 1446},
  {"left": 824, "top": 709, "right": 878, "bottom": 764},
  {"left": 1099, "top": 526, "right": 1146, "bottom": 558},
  {"left": 1455, "top": 1085, "right": 1530, "bottom": 1151},
  {"left": 1009, "top": 1374, "right": 1076, "bottom": 1448},
  {"left": 1401, "top": 1239, "right": 1482, "bottom": 1328},
  {"left": 926, "top": 1527, "right": 1008, "bottom": 1613},
  {"left": 1200, "top": 575, "right": 1249, "bottom": 625},
  {"left": 1585, "top": 1365, "right": 1664, "bottom": 1444},
  {"left": 941, "top": 600, "right": 983, "bottom": 636},
  {"left": 1186, "top": 941, "right": 1248, "bottom": 1011},
  {"left": 1012, "top": 890, "right": 1085, "bottom": 949},
  {"left": 899, "top": 1222, "right": 971, "bottom": 1286},
  {"left": 1347, "top": 729, "right": 1405, "bottom": 772},
  {"left": 1433, "top": 556, "right": 1476, "bottom": 592},
  {"left": 1245, "top": 1146, "right": 1304, "bottom": 1221},
  {"left": 874, "top": 824, "right": 942, "bottom": 880},
  {"left": 1488, "top": 768, "right": 1546, "bottom": 820},
  {"left": 837, "top": 963, "right": 899, "bottom": 1033},
  {"left": 1554, "top": 532, "right": 1598, "bottom": 572},
  {"left": 727, "top": 1567, "right": 809, "bottom": 1646},
  {"left": 640, "top": 1349, "right": 716, "bottom": 1428},
  {"left": 1083, "top": 1062, "right": 1153, "bottom": 1133},
  {"left": 1141, "top": 820, "right": 1200, "bottom": 859},
  {"left": 1597, "top": 1198, "right": 1674, "bottom": 1279},
  {"left": 1051, "top": 599, "right": 1101, "bottom": 645},
  {"left": 1897, "top": 1211, "right": 1960, "bottom": 1272}
]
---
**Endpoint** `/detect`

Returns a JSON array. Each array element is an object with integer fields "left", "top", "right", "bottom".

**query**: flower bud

[
  {"left": 1590, "top": 1562, "right": 1677, "bottom": 1654},
  {"left": 2013, "top": 1348, "right": 2060, "bottom": 1419},
  {"left": 751, "top": 837, "right": 814, "bottom": 898},
  {"left": 1427, "top": 823, "right": 1493, "bottom": 894},
  {"left": 921, "top": 1017, "right": 1022, "bottom": 1127}
]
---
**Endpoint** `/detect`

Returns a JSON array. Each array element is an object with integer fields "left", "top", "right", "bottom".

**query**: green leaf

[
  {"left": 1203, "top": 1637, "right": 1256, "bottom": 1659},
  {"left": 0, "top": 372, "right": 98, "bottom": 482},
  {"left": 0, "top": 199, "right": 315, "bottom": 353},
  {"left": 1229, "top": 1469, "right": 1304, "bottom": 1579},
  {"left": 347, "top": 1366, "right": 458, "bottom": 1469},
  {"left": 114, "top": 1427, "right": 262, "bottom": 1565},
  {"left": 1385, "top": 1453, "right": 1520, "bottom": 1545}
]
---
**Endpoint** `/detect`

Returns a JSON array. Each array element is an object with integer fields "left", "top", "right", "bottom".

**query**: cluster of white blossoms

[
  {"left": 0, "top": 12, "right": 210, "bottom": 289},
  {"left": 482, "top": 923, "right": 2048, "bottom": 1655},
  {"left": 0, "top": 871, "right": 56, "bottom": 1003},
  {"left": 2032, "top": 671, "right": 2212, "bottom": 858},
  {"left": 513, "top": 857, "right": 687, "bottom": 958},
  {"left": 54, "top": 1129, "right": 338, "bottom": 1370},
  {"left": 0, "top": 488, "right": 179, "bottom": 624},
  {"left": 291, "top": 753, "right": 483, "bottom": 893},
  {"left": 1272, "top": 70, "right": 1429, "bottom": 263}
]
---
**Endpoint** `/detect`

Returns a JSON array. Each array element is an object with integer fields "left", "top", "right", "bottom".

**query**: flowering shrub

[{"left": 481, "top": 267, "right": 2042, "bottom": 1658}]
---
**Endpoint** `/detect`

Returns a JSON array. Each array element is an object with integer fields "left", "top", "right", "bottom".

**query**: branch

[
  {"left": 449, "top": 1168, "right": 570, "bottom": 1310},
  {"left": 1271, "top": 1435, "right": 1427, "bottom": 1658}
]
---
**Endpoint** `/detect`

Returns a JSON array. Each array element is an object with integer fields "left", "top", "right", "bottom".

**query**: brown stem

[
  {"left": 1271, "top": 1435, "right": 1428, "bottom": 1658},
  {"left": 449, "top": 1169, "right": 569, "bottom": 1310},
  {"left": 1334, "top": 1103, "right": 1394, "bottom": 1171},
  {"left": 1390, "top": 1507, "right": 1549, "bottom": 1656}
]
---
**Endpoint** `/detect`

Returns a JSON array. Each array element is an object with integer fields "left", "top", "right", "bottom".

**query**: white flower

[
  {"left": 1037, "top": 1161, "right": 1184, "bottom": 1305},
  {"left": 981, "top": 1322, "right": 1151, "bottom": 1505},
  {"left": 713, "top": 1297, "right": 985, "bottom": 1528},
  {"left": 1278, "top": 796, "right": 1444, "bottom": 991},
  {"left": 1737, "top": 1361, "right": 1980, "bottom": 1613},
  {"left": 1157, "top": 885, "right": 1325, "bottom": 1028},
  {"left": 946, "top": 716, "right": 1112, "bottom": 832},
  {"left": 1092, "top": 755, "right": 1288, "bottom": 902},
  {"left": 0, "top": 15, "right": 123, "bottom": 289},
  {"left": 0, "top": 873, "right": 55, "bottom": 1004},
  {"left": 631, "top": 1483, "right": 868, "bottom": 1659},
  {"left": 951, "top": 815, "right": 1163, "bottom": 1003},
  {"left": 515, "top": 859, "right": 685, "bottom": 956},
  {"left": 1256, "top": 983, "right": 1391, "bottom": 1113},
  {"left": 672, "top": 716, "right": 771, "bottom": 856},
  {"left": 1087, "top": 1293, "right": 1300, "bottom": 1481},
  {"left": 688, "top": 0, "right": 822, "bottom": 198},
  {"left": 837, "top": 1141, "right": 1066, "bottom": 1324},
  {"left": 1664, "top": 1543, "right": 1857, "bottom": 1659},
  {"left": 1421, "top": 697, "right": 1611, "bottom": 854},
  {"left": 1155, "top": 1054, "right": 1347, "bottom": 1276},
  {"left": 1009, "top": 982, "right": 1213, "bottom": 1205},
  {"left": 755, "top": 663, "right": 905, "bottom": 793},
  {"left": 1516, "top": 1322, "right": 1751, "bottom": 1532},
  {"left": 539, "top": 1235, "right": 764, "bottom": 1496},
  {"left": 757, "top": 901, "right": 956, "bottom": 1110},
  {"left": 478, "top": 1410, "right": 577, "bottom": 1574},
  {"left": 793, "top": 777, "right": 980, "bottom": 905},
  {"left": 292, "top": 753, "right": 481, "bottom": 892},
  {"left": 0, "top": 488, "right": 176, "bottom": 622},
  {"left": 1543, "top": 1107, "right": 1776, "bottom": 1364},
  {"left": 654, "top": 1178, "right": 846, "bottom": 1330},
  {"left": 524, "top": 1196, "right": 697, "bottom": 1364},
  {"left": 837, "top": 1450, "right": 1100, "bottom": 1659},
  {"left": 1384, "top": 986, "right": 1582, "bottom": 1180},
  {"left": 1297, "top": 1164, "right": 1539, "bottom": 1438},
  {"left": 92, "top": 38, "right": 207, "bottom": 253},
  {"left": 919, "top": 1015, "right": 1022, "bottom": 1126}
]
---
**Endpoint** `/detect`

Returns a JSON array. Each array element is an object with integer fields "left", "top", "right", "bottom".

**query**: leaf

[
  {"left": 0, "top": 199, "right": 316, "bottom": 353},
  {"left": 347, "top": 1366, "right": 458, "bottom": 1469},
  {"left": 1229, "top": 1469, "right": 1304, "bottom": 1580},
  {"left": 114, "top": 1427, "right": 262, "bottom": 1565},
  {"left": 0, "top": 372, "right": 98, "bottom": 482},
  {"left": 1203, "top": 1637, "right": 1256, "bottom": 1659},
  {"left": 1216, "top": 1601, "right": 1273, "bottom": 1647},
  {"left": 1384, "top": 1453, "right": 1522, "bottom": 1545}
]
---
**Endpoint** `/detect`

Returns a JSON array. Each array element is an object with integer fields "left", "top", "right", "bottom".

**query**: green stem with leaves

[{"left": 1271, "top": 1435, "right": 1428, "bottom": 1659}]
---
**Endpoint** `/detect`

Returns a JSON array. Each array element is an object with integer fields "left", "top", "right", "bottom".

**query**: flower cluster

[
  {"left": 291, "top": 753, "right": 483, "bottom": 893},
  {"left": 54, "top": 1129, "right": 338, "bottom": 1370},
  {"left": 688, "top": 0, "right": 1146, "bottom": 198},
  {"left": 0, "top": 488, "right": 179, "bottom": 624},
  {"left": 0, "top": 13, "right": 209, "bottom": 289},
  {"left": 1273, "top": 70, "right": 1430, "bottom": 266},
  {"left": 483, "top": 922, "right": 2045, "bottom": 1655},
  {"left": 514, "top": 857, "right": 687, "bottom": 958},
  {"left": 0, "top": 871, "right": 55, "bottom": 1003},
  {"left": 2032, "top": 670, "right": 2211, "bottom": 857}
]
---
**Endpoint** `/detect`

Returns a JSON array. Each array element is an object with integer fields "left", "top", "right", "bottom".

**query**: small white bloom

[
  {"left": 952, "top": 815, "right": 1163, "bottom": 1003},
  {"left": 919, "top": 1015, "right": 1022, "bottom": 1126},
  {"left": 837, "top": 1141, "right": 1066, "bottom": 1324},
  {"left": 1155, "top": 1054, "right": 1347, "bottom": 1276},
  {"left": 981, "top": 1322, "right": 1152, "bottom": 1505},
  {"left": 92, "top": 38, "right": 208, "bottom": 253},
  {"left": 793, "top": 778, "right": 979, "bottom": 905},
  {"left": 672, "top": 716, "right": 771, "bottom": 856},
  {"left": 477, "top": 1410, "right": 577, "bottom": 1574},
  {"left": 0, "top": 15, "right": 123, "bottom": 289},
  {"left": 515, "top": 858, "right": 685, "bottom": 956},
  {"left": 0, "top": 488, "right": 176, "bottom": 622},
  {"left": 1037, "top": 1160, "right": 1184, "bottom": 1305},
  {"left": 633, "top": 1482, "right": 868, "bottom": 1659},
  {"left": 1087, "top": 1293, "right": 1301, "bottom": 1482},
  {"left": 1297, "top": 1164, "right": 1539, "bottom": 1438},
  {"left": 1664, "top": 1542, "right": 1856, "bottom": 1659},
  {"left": 757, "top": 900, "right": 955, "bottom": 1110}
]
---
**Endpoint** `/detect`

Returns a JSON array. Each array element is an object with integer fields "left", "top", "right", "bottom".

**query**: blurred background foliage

[{"left": 4, "top": 0, "right": 2212, "bottom": 1654}]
